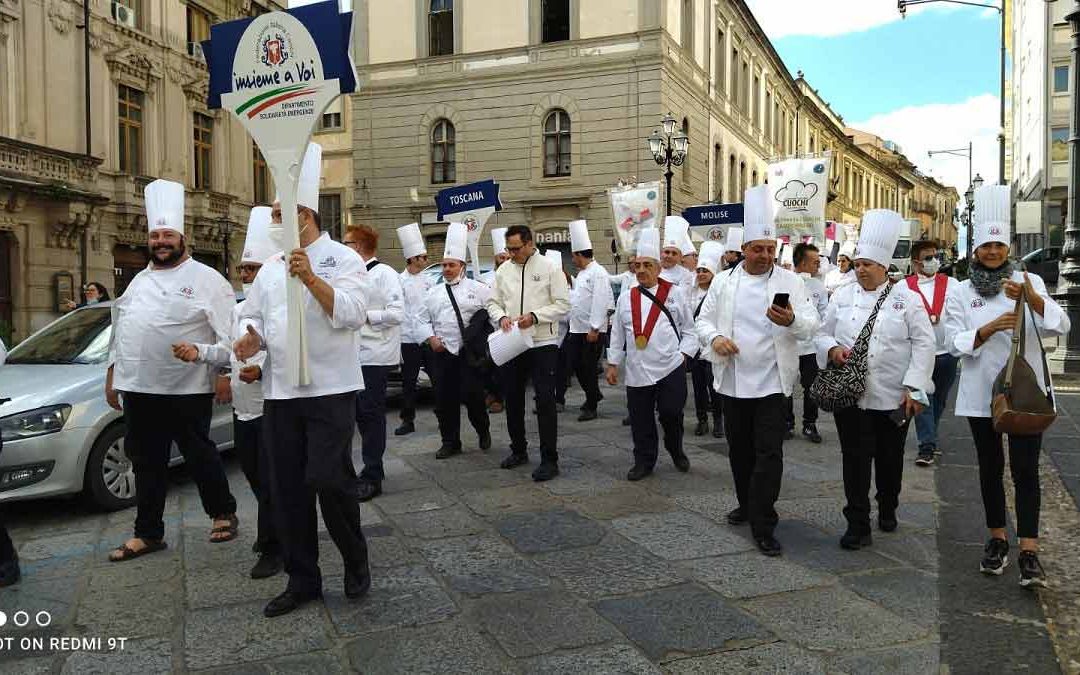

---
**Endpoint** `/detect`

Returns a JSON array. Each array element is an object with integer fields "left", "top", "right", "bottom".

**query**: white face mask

[
  {"left": 921, "top": 258, "right": 941, "bottom": 276},
  {"left": 85, "top": 297, "right": 99, "bottom": 305},
  {"left": 242, "top": 283, "right": 252, "bottom": 295},
  {"left": 267, "top": 220, "right": 285, "bottom": 253}
]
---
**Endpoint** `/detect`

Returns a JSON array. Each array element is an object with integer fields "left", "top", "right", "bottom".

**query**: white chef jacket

[
  {"left": 480, "top": 270, "right": 496, "bottom": 287},
  {"left": 613, "top": 270, "right": 638, "bottom": 295},
  {"left": 815, "top": 281, "right": 936, "bottom": 412},
  {"left": 109, "top": 257, "right": 234, "bottom": 395},
  {"left": 717, "top": 269, "right": 782, "bottom": 398},
  {"left": 688, "top": 284, "right": 711, "bottom": 357},
  {"left": 908, "top": 273, "right": 961, "bottom": 355},
  {"left": 825, "top": 268, "right": 855, "bottom": 295},
  {"left": 798, "top": 275, "right": 829, "bottom": 356},
  {"left": 196, "top": 300, "right": 267, "bottom": 421},
  {"left": 569, "top": 260, "right": 615, "bottom": 334},
  {"left": 417, "top": 276, "right": 492, "bottom": 356},
  {"left": 239, "top": 233, "right": 368, "bottom": 400},
  {"left": 357, "top": 257, "right": 404, "bottom": 366},
  {"left": 660, "top": 264, "right": 695, "bottom": 288},
  {"left": 607, "top": 281, "right": 698, "bottom": 388},
  {"left": 400, "top": 268, "right": 434, "bottom": 344},
  {"left": 945, "top": 271, "right": 1069, "bottom": 418}
]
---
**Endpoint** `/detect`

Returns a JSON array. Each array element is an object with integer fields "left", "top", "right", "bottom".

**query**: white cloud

[
  {"left": 744, "top": 0, "right": 965, "bottom": 39},
  {"left": 849, "top": 94, "right": 1001, "bottom": 197}
]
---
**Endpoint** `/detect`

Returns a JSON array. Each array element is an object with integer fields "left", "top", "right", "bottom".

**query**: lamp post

[
  {"left": 899, "top": 0, "right": 1006, "bottom": 185},
  {"left": 648, "top": 113, "right": 689, "bottom": 216},
  {"left": 221, "top": 220, "right": 234, "bottom": 281},
  {"left": 929, "top": 142, "right": 974, "bottom": 253}
]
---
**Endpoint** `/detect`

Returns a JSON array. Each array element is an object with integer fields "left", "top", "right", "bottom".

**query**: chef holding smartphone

[{"left": 815, "top": 210, "right": 935, "bottom": 552}]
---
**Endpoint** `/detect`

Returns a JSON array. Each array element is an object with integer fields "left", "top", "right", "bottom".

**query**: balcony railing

[{"left": 0, "top": 137, "right": 101, "bottom": 191}]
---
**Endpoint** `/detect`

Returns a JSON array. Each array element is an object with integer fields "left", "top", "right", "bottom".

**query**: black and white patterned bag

[{"left": 810, "top": 284, "right": 892, "bottom": 412}]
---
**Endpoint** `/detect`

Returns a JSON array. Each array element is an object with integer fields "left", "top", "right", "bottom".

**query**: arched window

[
  {"left": 728, "top": 154, "right": 737, "bottom": 201},
  {"left": 713, "top": 143, "right": 722, "bottom": 202},
  {"left": 431, "top": 119, "right": 456, "bottom": 184},
  {"left": 751, "top": 169, "right": 758, "bottom": 187},
  {"left": 543, "top": 109, "right": 571, "bottom": 177},
  {"left": 739, "top": 160, "right": 747, "bottom": 198}
]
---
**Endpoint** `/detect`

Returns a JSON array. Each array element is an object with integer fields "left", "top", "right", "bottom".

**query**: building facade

[
  {"left": 0, "top": 0, "right": 284, "bottom": 343},
  {"left": 1011, "top": 0, "right": 1071, "bottom": 255}
]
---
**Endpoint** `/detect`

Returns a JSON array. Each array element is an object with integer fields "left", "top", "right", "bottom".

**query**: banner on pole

[
  {"left": 682, "top": 203, "right": 743, "bottom": 243},
  {"left": 767, "top": 154, "right": 831, "bottom": 242},
  {"left": 203, "top": 0, "right": 356, "bottom": 387},
  {"left": 436, "top": 179, "right": 503, "bottom": 277},
  {"left": 609, "top": 181, "right": 661, "bottom": 253}
]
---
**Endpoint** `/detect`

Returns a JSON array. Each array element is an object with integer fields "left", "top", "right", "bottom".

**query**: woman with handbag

[
  {"left": 944, "top": 185, "right": 1070, "bottom": 588},
  {"left": 814, "top": 210, "right": 936, "bottom": 551}
]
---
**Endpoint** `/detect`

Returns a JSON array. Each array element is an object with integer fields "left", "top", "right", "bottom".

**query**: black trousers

[
  {"left": 968, "top": 417, "right": 1042, "bottom": 539},
  {"left": 233, "top": 415, "right": 278, "bottom": 554},
  {"left": 123, "top": 392, "right": 236, "bottom": 542},
  {"left": 834, "top": 407, "right": 908, "bottom": 535},
  {"left": 264, "top": 393, "right": 369, "bottom": 595},
  {"left": 356, "top": 365, "right": 391, "bottom": 483},
  {"left": 785, "top": 354, "right": 820, "bottom": 427},
  {"left": 554, "top": 340, "right": 572, "bottom": 405},
  {"left": 564, "top": 332, "right": 605, "bottom": 411},
  {"left": 722, "top": 393, "right": 786, "bottom": 538},
  {"left": 430, "top": 349, "right": 490, "bottom": 449},
  {"left": 690, "top": 357, "right": 722, "bottom": 423},
  {"left": 627, "top": 363, "right": 687, "bottom": 467},
  {"left": 501, "top": 345, "right": 559, "bottom": 463},
  {"left": 0, "top": 437, "right": 12, "bottom": 564},
  {"left": 400, "top": 343, "right": 429, "bottom": 423}
]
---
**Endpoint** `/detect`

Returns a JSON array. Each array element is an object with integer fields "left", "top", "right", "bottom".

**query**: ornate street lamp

[{"left": 647, "top": 112, "right": 689, "bottom": 216}]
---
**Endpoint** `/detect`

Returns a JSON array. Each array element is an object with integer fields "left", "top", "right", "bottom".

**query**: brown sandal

[
  {"left": 209, "top": 514, "right": 239, "bottom": 543},
  {"left": 109, "top": 538, "right": 167, "bottom": 562}
]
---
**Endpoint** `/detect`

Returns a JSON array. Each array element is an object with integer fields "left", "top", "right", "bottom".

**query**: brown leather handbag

[{"left": 991, "top": 285, "right": 1057, "bottom": 435}]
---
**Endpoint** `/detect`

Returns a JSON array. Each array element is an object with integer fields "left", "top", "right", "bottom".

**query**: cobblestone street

[{"left": 0, "top": 381, "right": 1075, "bottom": 673}]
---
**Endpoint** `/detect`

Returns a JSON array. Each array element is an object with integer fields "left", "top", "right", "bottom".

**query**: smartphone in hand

[
  {"left": 771, "top": 292, "right": 790, "bottom": 308},
  {"left": 887, "top": 405, "right": 908, "bottom": 427}
]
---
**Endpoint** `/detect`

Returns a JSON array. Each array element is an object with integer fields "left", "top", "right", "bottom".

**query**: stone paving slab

[
  {"left": 611, "top": 511, "right": 756, "bottom": 559},
  {"left": 521, "top": 643, "right": 661, "bottom": 675},
  {"left": 662, "top": 641, "right": 827, "bottom": 674},
  {"left": 841, "top": 568, "right": 939, "bottom": 627},
  {"left": 460, "top": 485, "right": 565, "bottom": 516},
  {"left": 466, "top": 589, "right": 622, "bottom": 657},
  {"left": 416, "top": 535, "right": 552, "bottom": 595},
  {"left": 346, "top": 618, "right": 512, "bottom": 674},
  {"left": 75, "top": 580, "right": 180, "bottom": 641},
  {"left": 59, "top": 637, "right": 173, "bottom": 675},
  {"left": 682, "top": 552, "right": 835, "bottom": 599},
  {"left": 773, "top": 519, "right": 903, "bottom": 574},
  {"left": 494, "top": 509, "right": 608, "bottom": 553},
  {"left": 592, "top": 583, "right": 772, "bottom": 660},
  {"left": 532, "top": 535, "right": 686, "bottom": 600},
  {"left": 559, "top": 485, "right": 678, "bottom": 520},
  {"left": 385, "top": 505, "right": 488, "bottom": 539},
  {"left": 323, "top": 564, "right": 458, "bottom": 635},
  {"left": 826, "top": 641, "right": 940, "bottom": 675},
  {"left": 191, "top": 651, "right": 346, "bottom": 674},
  {"left": 372, "top": 487, "right": 460, "bottom": 515},
  {"left": 183, "top": 600, "right": 333, "bottom": 671}
]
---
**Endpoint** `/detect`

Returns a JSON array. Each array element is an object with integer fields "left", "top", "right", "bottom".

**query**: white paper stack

[{"left": 487, "top": 322, "right": 534, "bottom": 366}]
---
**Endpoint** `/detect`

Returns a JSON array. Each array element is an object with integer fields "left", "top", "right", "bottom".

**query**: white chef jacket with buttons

[
  {"left": 798, "top": 275, "right": 829, "bottom": 356},
  {"left": 569, "top": 260, "right": 615, "bottom": 334},
  {"left": 400, "top": 268, "right": 434, "bottom": 345},
  {"left": 660, "top": 264, "right": 695, "bottom": 289},
  {"left": 109, "top": 257, "right": 234, "bottom": 395},
  {"left": 358, "top": 258, "right": 405, "bottom": 367},
  {"left": 614, "top": 270, "right": 638, "bottom": 295},
  {"left": 607, "top": 282, "right": 698, "bottom": 388},
  {"left": 196, "top": 301, "right": 267, "bottom": 421},
  {"left": 417, "top": 276, "right": 492, "bottom": 356},
  {"left": 689, "top": 284, "right": 710, "bottom": 357},
  {"left": 815, "top": 281, "right": 936, "bottom": 412},
  {"left": 825, "top": 268, "right": 855, "bottom": 295},
  {"left": 239, "top": 232, "right": 368, "bottom": 400},
  {"left": 910, "top": 274, "right": 961, "bottom": 355},
  {"left": 945, "top": 270, "right": 1069, "bottom": 418}
]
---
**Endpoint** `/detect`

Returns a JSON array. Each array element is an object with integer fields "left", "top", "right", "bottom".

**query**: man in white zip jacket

[{"left": 695, "top": 186, "right": 819, "bottom": 557}]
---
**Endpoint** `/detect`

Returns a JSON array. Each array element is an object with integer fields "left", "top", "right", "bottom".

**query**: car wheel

[{"left": 84, "top": 423, "right": 137, "bottom": 511}]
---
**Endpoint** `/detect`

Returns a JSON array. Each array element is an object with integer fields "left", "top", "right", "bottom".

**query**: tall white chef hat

[
  {"left": 145, "top": 179, "right": 185, "bottom": 236},
  {"left": 662, "top": 216, "right": 690, "bottom": 252},
  {"left": 569, "top": 220, "right": 592, "bottom": 253},
  {"left": 780, "top": 243, "right": 794, "bottom": 268},
  {"left": 724, "top": 227, "right": 744, "bottom": 252},
  {"left": 396, "top": 223, "right": 426, "bottom": 260},
  {"left": 697, "top": 241, "right": 723, "bottom": 274},
  {"left": 545, "top": 249, "right": 564, "bottom": 268},
  {"left": 973, "top": 184, "right": 1011, "bottom": 250},
  {"left": 242, "top": 206, "right": 275, "bottom": 264},
  {"left": 680, "top": 234, "right": 697, "bottom": 257},
  {"left": 297, "top": 142, "right": 322, "bottom": 212},
  {"left": 491, "top": 227, "right": 508, "bottom": 255},
  {"left": 838, "top": 240, "right": 857, "bottom": 260},
  {"left": 637, "top": 227, "right": 661, "bottom": 261},
  {"left": 444, "top": 222, "right": 468, "bottom": 262},
  {"left": 743, "top": 185, "right": 776, "bottom": 244},
  {"left": 854, "top": 209, "right": 903, "bottom": 267}
]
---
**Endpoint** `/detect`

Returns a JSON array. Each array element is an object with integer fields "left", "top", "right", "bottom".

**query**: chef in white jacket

[
  {"left": 786, "top": 241, "right": 829, "bottom": 444},
  {"left": 344, "top": 223, "right": 405, "bottom": 503},
  {"left": 696, "top": 186, "right": 819, "bottom": 557},
  {"left": 606, "top": 228, "right": 698, "bottom": 481},
  {"left": 815, "top": 209, "right": 935, "bottom": 551},
  {"left": 688, "top": 241, "right": 724, "bottom": 439},
  {"left": 825, "top": 240, "right": 857, "bottom": 295},
  {"left": 944, "top": 185, "right": 1069, "bottom": 588},
  {"left": 105, "top": 178, "right": 238, "bottom": 564},
  {"left": 565, "top": 220, "right": 615, "bottom": 421},
  {"left": 234, "top": 143, "right": 371, "bottom": 618},
  {"left": 417, "top": 223, "right": 492, "bottom": 459},
  {"left": 721, "top": 227, "right": 744, "bottom": 270},
  {"left": 681, "top": 235, "right": 698, "bottom": 272},
  {"left": 660, "top": 216, "right": 696, "bottom": 287},
  {"left": 481, "top": 227, "right": 510, "bottom": 287},
  {"left": 395, "top": 223, "right": 433, "bottom": 437},
  {"left": 174, "top": 206, "right": 280, "bottom": 579}
]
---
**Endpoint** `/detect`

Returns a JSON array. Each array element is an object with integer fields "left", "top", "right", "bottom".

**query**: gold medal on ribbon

[
  {"left": 635, "top": 335, "right": 648, "bottom": 349},
  {"left": 930, "top": 314, "right": 939, "bottom": 325}
]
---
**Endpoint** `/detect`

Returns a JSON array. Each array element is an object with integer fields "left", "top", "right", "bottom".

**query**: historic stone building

[
  {"left": 0, "top": 0, "right": 285, "bottom": 343},
  {"left": 347, "top": 0, "right": 952, "bottom": 270}
]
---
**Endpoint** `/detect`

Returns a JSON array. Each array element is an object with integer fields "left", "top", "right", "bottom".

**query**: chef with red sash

[
  {"left": 906, "top": 241, "right": 960, "bottom": 466},
  {"left": 606, "top": 228, "right": 698, "bottom": 482}
]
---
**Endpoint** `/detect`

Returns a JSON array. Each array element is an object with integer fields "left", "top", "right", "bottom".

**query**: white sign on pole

[{"left": 1015, "top": 201, "right": 1043, "bottom": 235}]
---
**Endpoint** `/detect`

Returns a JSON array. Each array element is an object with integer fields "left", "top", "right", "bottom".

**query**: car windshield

[
  {"left": 1021, "top": 249, "right": 1044, "bottom": 262},
  {"left": 7, "top": 306, "right": 113, "bottom": 365},
  {"left": 892, "top": 240, "right": 911, "bottom": 259}
]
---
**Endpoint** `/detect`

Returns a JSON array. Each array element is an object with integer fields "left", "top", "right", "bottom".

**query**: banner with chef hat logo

[
  {"left": 767, "top": 154, "right": 831, "bottom": 242},
  {"left": 609, "top": 181, "right": 661, "bottom": 253},
  {"left": 436, "top": 179, "right": 503, "bottom": 278}
]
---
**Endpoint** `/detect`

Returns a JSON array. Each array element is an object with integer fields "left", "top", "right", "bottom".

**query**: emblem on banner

[
  {"left": 463, "top": 215, "right": 478, "bottom": 232},
  {"left": 257, "top": 25, "right": 292, "bottom": 68},
  {"left": 707, "top": 226, "right": 724, "bottom": 241},
  {"left": 775, "top": 180, "right": 819, "bottom": 212}
]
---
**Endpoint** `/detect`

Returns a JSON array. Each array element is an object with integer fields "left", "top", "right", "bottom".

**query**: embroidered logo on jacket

[
  {"left": 318, "top": 256, "right": 337, "bottom": 268},
  {"left": 971, "top": 298, "right": 986, "bottom": 309},
  {"left": 892, "top": 300, "right": 906, "bottom": 311},
  {"left": 178, "top": 286, "right": 195, "bottom": 299},
  {"left": 532, "top": 274, "right": 542, "bottom": 282}
]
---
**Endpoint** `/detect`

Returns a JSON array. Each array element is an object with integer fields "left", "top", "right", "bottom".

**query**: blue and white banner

[
  {"left": 682, "top": 203, "right": 743, "bottom": 243},
  {"left": 436, "top": 179, "right": 503, "bottom": 275}
]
